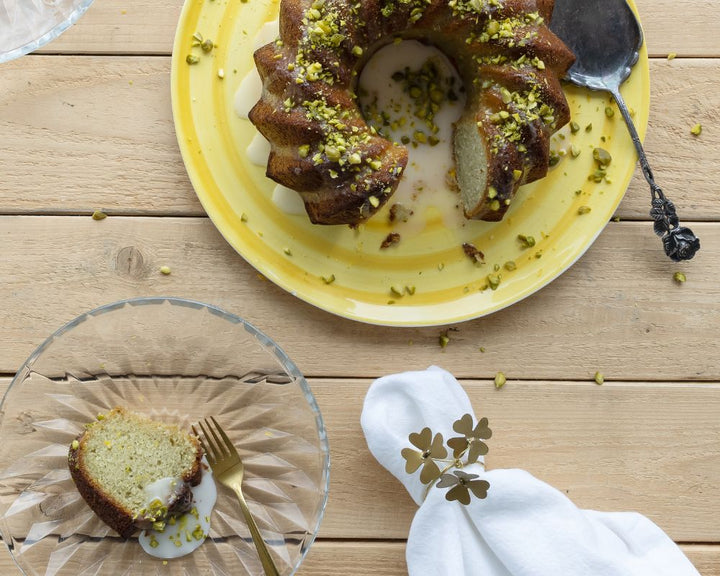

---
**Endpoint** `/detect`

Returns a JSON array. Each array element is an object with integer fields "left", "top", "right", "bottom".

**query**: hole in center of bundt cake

[{"left": 356, "top": 40, "right": 469, "bottom": 227}]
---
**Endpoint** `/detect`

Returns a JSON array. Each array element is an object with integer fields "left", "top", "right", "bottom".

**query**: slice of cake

[{"left": 68, "top": 407, "right": 203, "bottom": 538}]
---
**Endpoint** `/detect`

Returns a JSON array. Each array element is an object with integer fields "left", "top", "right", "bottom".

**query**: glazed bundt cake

[{"left": 249, "top": 0, "right": 575, "bottom": 226}]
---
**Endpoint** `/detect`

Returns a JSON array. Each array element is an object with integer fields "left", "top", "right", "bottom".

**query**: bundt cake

[
  {"left": 68, "top": 408, "right": 204, "bottom": 538},
  {"left": 249, "top": 0, "right": 575, "bottom": 226}
]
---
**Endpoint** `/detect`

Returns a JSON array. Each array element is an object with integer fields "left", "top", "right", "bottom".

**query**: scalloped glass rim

[
  {"left": 0, "top": 0, "right": 95, "bottom": 64},
  {"left": 0, "top": 296, "right": 330, "bottom": 576}
]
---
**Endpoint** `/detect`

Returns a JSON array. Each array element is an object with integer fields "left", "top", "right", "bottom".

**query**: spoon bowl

[
  {"left": 552, "top": 0, "right": 642, "bottom": 91},
  {"left": 550, "top": 0, "right": 700, "bottom": 261}
]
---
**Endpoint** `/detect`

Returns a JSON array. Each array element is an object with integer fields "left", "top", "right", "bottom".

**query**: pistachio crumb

[
  {"left": 322, "top": 274, "right": 336, "bottom": 285},
  {"left": 71, "top": 440, "right": 79, "bottom": 450},
  {"left": 494, "top": 372, "right": 507, "bottom": 389},
  {"left": 91, "top": 210, "right": 107, "bottom": 220},
  {"left": 667, "top": 52, "right": 677, "bottom": 61},
  {"left": 691, "top": 123, "right": 702, "bottom": 136},
  {"left": 439, "top": 332, "right": 450, "bottom": 349},
  {"left": 594, "top": 371, "right": 605, "bottom": 385},
  {"left": 577, "top": 206, "right": 592, "bottom": 215},
  {"left": 517, "top": 234, "right": 536, "bottom": 249},
  {"left": 160, "top": 265, "right": 172, "bottom": 275},
  {"left": 673, "top": 271, "right": 687, "bottom": 284},
  {"left": 186, "top": 54, "right": 200, "bottom": 65}
]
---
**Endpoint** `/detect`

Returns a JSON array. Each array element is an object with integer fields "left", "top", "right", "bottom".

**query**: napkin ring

[{"left": 401, "top": 413, "right": 491, "bottom": 505}]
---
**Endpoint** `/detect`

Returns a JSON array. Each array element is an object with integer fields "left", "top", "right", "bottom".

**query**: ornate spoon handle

[{"left": 609, "top": 87, "right": 700, "bottom": 261}]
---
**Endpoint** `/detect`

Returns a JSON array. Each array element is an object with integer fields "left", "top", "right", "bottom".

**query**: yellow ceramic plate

[{"left": 171, "top": 0, "right": 649, "bottom": 327}]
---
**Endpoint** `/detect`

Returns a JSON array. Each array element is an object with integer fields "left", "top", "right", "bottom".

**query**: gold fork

[{"left": 193, "top": 417, "right": 280, "bottom": 576}]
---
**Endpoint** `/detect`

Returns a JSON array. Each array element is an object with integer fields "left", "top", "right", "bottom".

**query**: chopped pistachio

[
  {"left": 517, "top": 234, "right": 536, "bottom": 249},
  {"left": 405, "top": 285, "right": 416, "bottom": 296},
  {"left": 283, "top": 247, "right": 292, "bottom": 256},
  {"left": 504, "top": 260, "right": 517, "bottom": 271},
  {"left": 673, "top": 271, "right": 687, "bottom": 283},
  {"left": 594, "top": 371, "right": 605, "bottom": 385},
  {"left": 691, "top": 123, "right": 702, "bottom": 136},
  {"left": 585, "top": 122, "right": 593, "bottom": 132},
  {"left": 494, "top": 372, "right": 507, "bottom": 389},
  {"left": 91, "top": 210, "right": 107, "bottom": 220},
  {"left": 160, "top": 265, "right": 172, "bottom": 275},
  {"left": 667, "top": 52, "right": 677, "bottom": 61},
  {"left": 487, "top": 273, "right": 501, "bottom": 291},
  {"left": 569, "top": 121, "right": 580, "bottom": 134},
  {"left": 201, "top": 38, "right": 214, "bottom": 53},
  {"left": 390, "top": 285, "right": 404, "bottom": 297},
  {"left": 186, "top": 54, "right": 200, "bottom": 65},
  {"left": 240, "top": 212, "right": 248, "bottom": 222},
  {"left": 321, "top": 274, "right": 336, "bottom": 285},
  {"left": 593, "top": 147, "right": 612, "bottom": 168},
  {"left": 71, "top": 440, "right": 79, "bottom": 450},
  {"left": 577, "top": 206, "right": 592, "bottom": 215},
  {"left": 604, "top": 106, "right": 614, "bottom": 118}
]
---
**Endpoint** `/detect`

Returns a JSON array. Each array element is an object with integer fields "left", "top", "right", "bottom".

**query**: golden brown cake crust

[
  {"left": 249, "top": 0, "right": 575, "bottom": 225},
  {"left": 68, "top": 408, "right": 203, "bottom": 539}
]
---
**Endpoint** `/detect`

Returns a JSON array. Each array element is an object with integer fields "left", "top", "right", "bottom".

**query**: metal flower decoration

[
  {"left": 402, "top": 414, "right": 491, "bottom": 505},
  {"left": 447, "top": 414, "right": 492, "bottom": 464},
  {"left": 401, "top": 427, "right": 448, "bottom": 484},
  {"left": 437, "top": 470, "right": 490, "bottom": 505},
  {"left": 650, "top": 194, "right": 700, "bottom": 261}
]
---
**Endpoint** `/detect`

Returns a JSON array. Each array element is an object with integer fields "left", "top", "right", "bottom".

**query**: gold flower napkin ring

[{"left": 401, "top": 414, "right": 492, "bottom": 505}]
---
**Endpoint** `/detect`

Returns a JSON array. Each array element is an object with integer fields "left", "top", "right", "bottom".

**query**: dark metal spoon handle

[{"left": 610, "top": 87, "right": 700, "bottom": 261}]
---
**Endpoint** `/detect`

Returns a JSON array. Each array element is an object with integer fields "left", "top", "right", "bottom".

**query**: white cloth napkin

[{"left": 361, "top": 366, "right": 700, "bottom": 576}]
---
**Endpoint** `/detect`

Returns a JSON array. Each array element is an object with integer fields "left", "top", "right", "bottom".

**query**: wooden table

[{"left": 1, "top": 1, "right": 719, "bottom": 574}]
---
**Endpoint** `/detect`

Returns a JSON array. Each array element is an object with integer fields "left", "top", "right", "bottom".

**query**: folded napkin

[{"left": 361, "top": 366, "right": 700, "bottom": 576}]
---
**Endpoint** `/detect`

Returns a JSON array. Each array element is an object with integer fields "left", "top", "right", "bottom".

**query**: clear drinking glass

[
  {"left": 0, "top": 297, "right": 330, "bottom": 575},
  {"left": 0, "top": 0, "right": 95, "bottom": 63}
]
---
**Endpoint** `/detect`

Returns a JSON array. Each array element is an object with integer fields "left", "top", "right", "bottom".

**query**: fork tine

[
  {"left": 210, "top": 416, "right": 239, "bottom": 457},
  {"left": 198, "top": 420, "right": 222, "bottom": 461},
  {"left": 192, "top": 425, "right": 215, "bottom": 465},
  {"left": 204, "top": 417, "right": 230, "bottom": 458}
]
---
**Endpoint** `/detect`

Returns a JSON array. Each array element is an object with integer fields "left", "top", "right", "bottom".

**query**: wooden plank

[
  {"left": 0, "top": 540, "right": 714, "bottom": 575},
  {"left": 298, "top": 542, "right": 720, "bottom": 576},
  {"left": 33, "top": 0, "right": 720, "bottom": 58},
  {"left": 0, "top": 216, "right": 719, "bottom": 381},
  {"left": 0, "top": 376, "right": 718, "bottom": 542},
  {"left": 0, "top": 57, "right": 717, "bottom": 219}
]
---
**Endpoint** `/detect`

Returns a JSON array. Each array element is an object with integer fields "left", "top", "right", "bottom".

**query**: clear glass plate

[
  {"left": 0, "top": 298, "right": 330, "bottom": 575},
  {"left": 0, "top": 0, "right": 95, "bottom": 63}
]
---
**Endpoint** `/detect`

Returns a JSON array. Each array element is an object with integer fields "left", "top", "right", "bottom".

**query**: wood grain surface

[{"left": 1, "top": 0, "right": 718, "bottom": 574}]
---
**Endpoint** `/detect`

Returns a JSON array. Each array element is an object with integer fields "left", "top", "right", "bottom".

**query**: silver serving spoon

[{"left": 550, "top": 0, "right": 700, "bottom": 261}]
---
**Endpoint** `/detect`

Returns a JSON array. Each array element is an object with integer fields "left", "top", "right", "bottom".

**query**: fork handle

[{"left": 231, "top": 483, "right": 281, "bottom": 576}]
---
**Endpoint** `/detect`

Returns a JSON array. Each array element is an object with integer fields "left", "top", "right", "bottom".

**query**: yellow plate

[{"left": 171, "top": 0, "right": 649, "bottom": 327}]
